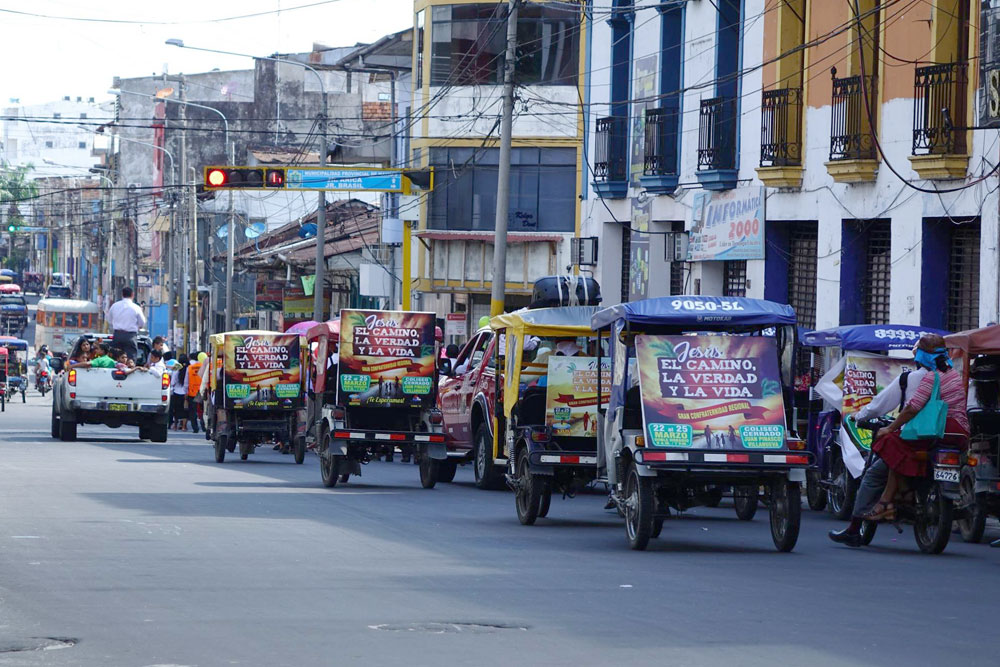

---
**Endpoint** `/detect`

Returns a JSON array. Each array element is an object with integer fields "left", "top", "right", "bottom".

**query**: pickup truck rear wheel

[
  {"left": 474, "top": 423, "right": 504, "bottom": 490},
  {"left": 51, "top": 404, "right": 60, "bottom": 438},
  {"left": 59, "top": 418, "right": 77, "bottom": 442},
  {"left": 150, "top": 422, "right": 168, "bottom": 443}
]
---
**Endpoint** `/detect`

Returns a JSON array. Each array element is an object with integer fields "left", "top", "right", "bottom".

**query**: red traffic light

[
  {"left": 206, "top": 168, "right": 227, "bottom": 187},
  {"left": 203, "top": 166, "right": 286, "bottom": 189}
]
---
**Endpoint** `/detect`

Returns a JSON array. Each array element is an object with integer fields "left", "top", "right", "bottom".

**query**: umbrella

[
  {"left": 285, "top": 320, "right": 320, "bottom": 335},
  {"left": 0, "top": 269, "right": 14, "bottom": 277}
]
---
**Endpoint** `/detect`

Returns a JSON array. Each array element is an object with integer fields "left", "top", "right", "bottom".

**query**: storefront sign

[
  {"left": 629, "top": 197, "right": 650, "bottom": 301},
  {"left": 980, "top": 2, "right": 1000, "bottom": 127},
  {"left": 223, "top": 333, "right": 302, "bottom": 409},
  {"left": 255, "top": 280, "right": 284, "bottom": 311},
  {"left": 337, "top": 309, "right": 437, "bottom": 409},
  {"left": 635, "top": 334, "right": 786, "bottom": 449},
  {"left": 545, "top": 357, "right": 611, "bottom": 437},
  {"left": 688, "top": 186, "right": 765, "bottom": 261},
  {"left": 444, "top": 312, "right": 466, "bottom": 338}
]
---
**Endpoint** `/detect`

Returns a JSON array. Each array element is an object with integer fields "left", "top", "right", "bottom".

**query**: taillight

[
  {"left": 333, "top": 407, "right": 346, "bottom": 420},
  {"left": 788, "top": 440, "right": 806, "bottom": 451},
  {"left": 162, "top": 395, "right": 168, "bottom": 402},
  {"left": 162, "top": 372, "right": 170, "bottom": 390},
  {"left": 429, "top": 409, "right": 443, "bottom": 425},
  {"left": 68, "top": 369, "right": 76, "bottom": 386},
  {"left": 530, "top": 427, "right": 549, "bottom": 442},
  {"left": 635, "top": 435, "right": 645, "bottom": 447},
  {"left": 935, "top": 451, "right": 961, "bottom": 466},
  {"left": 967, "top": 456, "right": 978, "bottom": 467}
]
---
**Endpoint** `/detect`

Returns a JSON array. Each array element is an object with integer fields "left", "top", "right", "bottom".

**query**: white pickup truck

[{"left": 51, "top": 335, "right": 170, "bottom": 442}]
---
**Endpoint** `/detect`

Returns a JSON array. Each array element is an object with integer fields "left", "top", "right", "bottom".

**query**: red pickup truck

[{"left": 438, "top": 327, "right": 506, "bottom": 489}]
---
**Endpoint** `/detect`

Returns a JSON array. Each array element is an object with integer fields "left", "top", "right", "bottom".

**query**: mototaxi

[
  {"left": 801, "top": 324, "right": 947, "bottom": 519},
  {"left": 0, "top": 337, "right": 29, "bottom": 403},
  {"left": 945, "top": 323, "right": 1000, "bottom": 543},
  {"left": 592, "top": 296, "right": 813, "bottom": 552},
  {"left": 207, "top": 329, "right": 309, "bottom": 464},
  {"left": 489, "top": 306, "right": 605, "bottom": 525},
  {"left": 306, "top": 310, "right": 446, "bottom": 489}
]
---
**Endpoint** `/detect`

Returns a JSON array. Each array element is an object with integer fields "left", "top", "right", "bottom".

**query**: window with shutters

[
  {"left": 863, "top": 222, "right": 891, "bottom": 324},
  {"left": 948, "top": 223, "right": 980, "bottom": 331},
  {"left": 787, "top": 224, "right": 818, "bottom": 329},
  {"left": 723, "top": 260, "right": 747, "bottom": 297}
]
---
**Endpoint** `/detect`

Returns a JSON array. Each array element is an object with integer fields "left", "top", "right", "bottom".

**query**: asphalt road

[{"left": 0, "top": 395, "right": 998, "bottom": 667}]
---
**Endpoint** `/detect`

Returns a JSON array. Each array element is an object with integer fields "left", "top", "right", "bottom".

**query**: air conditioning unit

[
  {"left": 570, "top": 236, "right": 598, "bottom": 266},
  {"left": 665, "top": 231, "right": 689, "bottom": 262}
]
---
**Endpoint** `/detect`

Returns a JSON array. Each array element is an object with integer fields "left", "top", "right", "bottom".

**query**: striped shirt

[{"left": 907, "top": 369, "right": 969, "bottom": 433}]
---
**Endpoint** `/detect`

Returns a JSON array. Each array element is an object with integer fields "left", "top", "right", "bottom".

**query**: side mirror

[
  {"left": 438, "top": 358, "right": 452, "bottom": 377},
  {"left": 50, "top": 358, "right": 64, "bottom": 373}
]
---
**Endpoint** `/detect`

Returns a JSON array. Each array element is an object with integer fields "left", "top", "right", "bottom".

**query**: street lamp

[{"left": 166, "top": 38, "right": 330, "bottom": 326}]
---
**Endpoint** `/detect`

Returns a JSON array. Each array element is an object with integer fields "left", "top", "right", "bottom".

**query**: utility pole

[
  {"left": 179, "top": 75, "right": 191, "bottom": 348},
  {"left": 312, "top": 90, "right": 329, "bottom": 325},
  {"left": 489, "top": 0, "right": 520, "bottom": 317}
]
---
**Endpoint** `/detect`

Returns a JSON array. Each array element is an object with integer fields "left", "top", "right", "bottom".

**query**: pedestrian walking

[
  {"left": 187, "top": 353, "right": 205, "bottom": 434},
  {"left": 171, "top": 355, "right": 190, "bottom": 431},
  {"left": 105, "top": 287, "right": 146, "bottom": 361}
]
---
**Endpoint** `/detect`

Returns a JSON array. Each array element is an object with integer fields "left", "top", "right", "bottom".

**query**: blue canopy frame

[
  {"left": 801, "top": 324, "right": 950, "bottom": 352},
  {"left": 591, "top": 296, "right": 796, "bottom": 331}
]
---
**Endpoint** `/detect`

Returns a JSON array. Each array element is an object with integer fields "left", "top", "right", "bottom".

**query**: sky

[{"left": 0, "top": 0, "right": 414, "bottom": 106}]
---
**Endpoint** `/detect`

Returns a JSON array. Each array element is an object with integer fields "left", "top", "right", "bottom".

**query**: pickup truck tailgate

[{"left": 72, "top": 368, "right": 166, "bottom": 401}]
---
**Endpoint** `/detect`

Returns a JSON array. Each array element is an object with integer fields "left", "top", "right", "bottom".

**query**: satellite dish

[{"left": 245, "top": 222, "right": 266, "bottom": 239}]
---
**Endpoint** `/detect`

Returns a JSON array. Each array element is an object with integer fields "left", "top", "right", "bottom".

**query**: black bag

[{"left": 529, "top": 276, "right": 601, "bottom": 309}]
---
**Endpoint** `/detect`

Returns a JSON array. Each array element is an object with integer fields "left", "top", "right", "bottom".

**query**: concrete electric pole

[{"left": 489, "top": 0, "right": 520, "bottom": 317}]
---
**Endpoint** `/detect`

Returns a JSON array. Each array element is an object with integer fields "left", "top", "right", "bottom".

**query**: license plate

[
  {"left": 108, "top": 403, "right": 130, "bottom": 412},
  {"left": 933, "top": 468, "right": 960, "bottom": 483}
]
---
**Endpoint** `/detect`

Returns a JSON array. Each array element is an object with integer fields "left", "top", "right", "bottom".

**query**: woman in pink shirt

[{"left": 865, "top": 334, "right": 969, "bottom": 521}]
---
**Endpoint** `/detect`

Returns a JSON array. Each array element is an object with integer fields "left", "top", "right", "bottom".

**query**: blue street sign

[{"left": 285, "top": 168, "right": 403, "bottom": 192}]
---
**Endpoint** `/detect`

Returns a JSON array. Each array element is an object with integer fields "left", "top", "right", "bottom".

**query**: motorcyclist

[{"left": 829, "top": 335, "right": 966, "bottom": 546}]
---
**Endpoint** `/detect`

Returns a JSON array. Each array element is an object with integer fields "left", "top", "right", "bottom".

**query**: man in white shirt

[
  {"left": 147, "top": 349, "right": 167, "bottom": 375},
  {"left": 106, "top": 287, "right": 146, "bottom": 360}
]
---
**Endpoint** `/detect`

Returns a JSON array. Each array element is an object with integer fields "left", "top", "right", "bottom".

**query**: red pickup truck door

[{"left": 439, "top": 332, "right": 484, "bottom": 445}]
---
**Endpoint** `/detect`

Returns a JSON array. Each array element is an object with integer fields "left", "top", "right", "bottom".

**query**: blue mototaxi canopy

[
  {"left": 801, "top": 324, "right": 950, "bottom": 351},
  {"left": 591, "top": 296, "right": 796, "bottom": 331},
  {"left": 0, "top": 304, "right": 26, "bottom": 312},
  {"left": 0, "top": 338, "right": 29, "bottom": 350}
]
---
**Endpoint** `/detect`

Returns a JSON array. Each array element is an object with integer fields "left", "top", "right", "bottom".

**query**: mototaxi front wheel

[
  {"left": 957, "top": 466, "right": 986, "bottom": 544},
  {"left": 214, "top": 435, "right": 227, "bottom": 463},
  {"left": 514, "top": 447, "right": 544, "bottom": 525},
  {"left": 769, "top": 480, "right": 801, "bottom": 552}
]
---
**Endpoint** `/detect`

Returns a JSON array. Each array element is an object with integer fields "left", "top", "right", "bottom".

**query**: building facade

[
  {"left": 409, "top": 0, "right": 588, "bottom": 333},
  {"left": 585, "top": 0, "right": 995, "bottom": 332}
]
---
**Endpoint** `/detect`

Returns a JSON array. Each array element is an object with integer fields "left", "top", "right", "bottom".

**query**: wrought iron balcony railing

[
  {"left": 697, "top": 97, "right": 737, "bottom": 171},
  {"left": 759, "top": 87, "right": 802, "bottom": 168},
  {"left": 594, "top": 115, "right": 628, "bottom": 182},
  {"left": 913, "top": 62, "right": 968, "bottom": 156},
  {"left": 643, "top": 106, "right": 680, "bottom": 176},
  {"left": 829, "top": 69, "right": 877, "bottom": 161}
]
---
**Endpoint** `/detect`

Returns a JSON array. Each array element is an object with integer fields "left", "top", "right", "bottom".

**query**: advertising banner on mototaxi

[
  {"left": 840, "top": 354, "right": 915, "bottom": 451},
  {"left": 337, "top": 309, "right": 437, "bottom": 409},
  {"left": 635, "top": 335, "right": 786, "bottom": 449},
  {"left": 545, "top": 357, "right": 611, "bottom": 438},
  {"left": 223, "top": 334, "right": 303, "bottom": 409}
]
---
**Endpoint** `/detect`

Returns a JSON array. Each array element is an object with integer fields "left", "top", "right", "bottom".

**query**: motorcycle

[
  {"left": 36, "top": 369, "right": 51, "bottom": 396},
  {"left": 853, "top": 416, "right": 966, "bottom": 554}
]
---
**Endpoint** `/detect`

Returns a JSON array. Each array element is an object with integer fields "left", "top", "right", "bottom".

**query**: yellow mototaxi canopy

[{"left": 489, "top": 306, "right": 602, "bottom": 418}]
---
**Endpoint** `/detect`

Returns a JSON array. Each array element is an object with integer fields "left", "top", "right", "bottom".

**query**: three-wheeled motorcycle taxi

[
  {"left": 209, "top": 329, "right": 309, "bottom": 464},
  {"left": 592, "top": 296, "right": 813, "bottom": 551},
  {"left": 0, "top": 337, "right": 29, "bottom": 403},
  {"left": 306, "top": 309, "right": 446, "bottom": 488},
  {"left": 945, "top": 324, "right": 1000, "bottom": 543},
  {"left": 801, "top": 324, "right": 947, "bottom": 518},
  {"left": 490, "top": 306, "right": 605, "bottom": 525}
]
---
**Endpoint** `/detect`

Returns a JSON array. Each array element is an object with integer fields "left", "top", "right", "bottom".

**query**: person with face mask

[{"left": 830, "top": 334, "right": 968, "bottom": 546}]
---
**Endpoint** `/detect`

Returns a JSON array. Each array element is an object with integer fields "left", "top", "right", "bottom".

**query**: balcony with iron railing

[
  {"left": 640, "top": 105, "right": 680, "bottom": 193},
  {"left": 910, "top": 61, "right": 969, "bottom": 180},
  {"left": 826, "top": 67, "right": 878, "bottom": 182},
  {"left": 593, "top": 115, "right": 628, "bottom": 198},
  {"left": 757, "top": 87, "right": 803, "bottom": 188},
  {"left": 696, "top": 96, "right": 738, "bottom": 190}
]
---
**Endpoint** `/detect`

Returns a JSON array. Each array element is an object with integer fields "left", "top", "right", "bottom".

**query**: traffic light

[
  {"left": 6, "top": 222, "right": 18, "bottom": 233},
  {"left": 203, "top": 166, "right": 287, "bottom": 189}
]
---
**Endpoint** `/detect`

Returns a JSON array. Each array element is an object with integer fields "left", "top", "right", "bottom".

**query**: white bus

[{"left": 35, "top": 298, "right": 101, "bottom": 354}]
